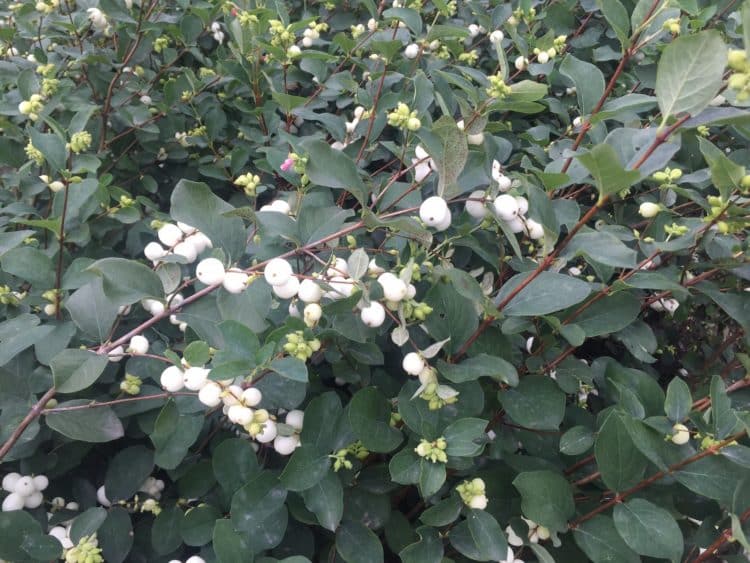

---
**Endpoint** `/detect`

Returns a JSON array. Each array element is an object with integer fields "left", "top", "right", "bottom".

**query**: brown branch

[
  {"left": 41, "top": 392, "right": 198, "bottom": 413},
  {"left": 569, "top": 431, "right": 747, "bottom": 528},
  {"left": 0, "top": 387, "right": 57, "bottom": 462},
  {"left": 692, "top": 507, "right": 750, "bottom": 562}
]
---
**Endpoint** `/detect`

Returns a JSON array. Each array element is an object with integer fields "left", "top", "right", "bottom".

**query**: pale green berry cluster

[
  {"left": 68, "top": 131, "right": 92, "bottom": 154},
  {"left": 283, "top": 331, "right": 321, "bottom": 361},
  {"left": 727, "top": 50, "right": 750, "bottom": 101},
  {"left": 456, "top": 478, "right": 488, "bottom": 510},
  {"left": 234, "top": 173, "right": 261, "bottom": 196},
  {"left": 120, "top": 374, "right": 142, "bottom": 395},
  {"left": 415, "top": 437, "right": 448, "bottom": 463},
  {"left": 65, "top": 534, "right": 103, "bottom": 563},
  {"left": 486, "top": 73, "right": 512, "bottom": 99},
  {"left": 387, "top": 103, "right": 421, "bottom": 131}
]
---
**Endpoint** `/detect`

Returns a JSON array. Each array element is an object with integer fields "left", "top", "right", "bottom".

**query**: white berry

[
  {"left": 96, "top": 485, "right": 111, "bottom": 507},
  {"left": 32, "top": 475, "right": 48, "bottom": 491},
  {"left": 326, "top": 257, "right": 349, "bottom": 278},
  {"left": 24, "top": 491, "right": 43, "bottom": 509},
  {"left": 402, "top": 352, "right": 425, "bottom": 375},
  {"left": 264, "top": 258, "right": 293, "bottom": 286},
  {"left": 185, "top": 557, "right": 206, "bottom": 563},
  {"left": 327, "top": 276, "right": 353, "bottom": 299},
  {"left": 304, "top": 303, "right": 323, "bottom": 327},
  {"left": 183, "top": 367, "right": 210, "bottom": 391},
  {"left": 465, "top": 191, "right": 488, "bottom": 219},
  {"left": 242, "top": 388, "right": 262, "bottom": 407},
  {"left": 506, "top": 217, "right": 525, "bottom": 233},
  {"left": 160, "top": 365, "right": 184, "bottom": 392},
  {"left": 273, "top": 435, "right": 300, "bottom": 455},
  {"left": 298, "top": 279, "right": 323, "bottom": 303},
  {"left": 378, "top": 273, "right": 408, "bottom": 302},
  {"left": 227, "top": 405, "right": 254, "bottom": 425},
  {"left": 515, "top": 196, "right": 529, "bottom": 216},
  {"left": 222, "top": 269, "right": 248, "bottom": 294},
  {"left": 361, "top": 301, "right": 386, "bottom": 327},
  {"left": 198, "top": 382, "right": 223, "bottom": 407},
  {"left": 537, "top": 51, "right": 550, "bottom": 64},
  {"left": 2, "top": 473, "right": 20, "bottom": 492},
  {"left": 671, "top": 423, "right": 690, "bottom": 445},
  {"left": 494, "top": 194, "right": 519, "bottom": 221},
  {"left": 185, "top": 232, "right": 212, "bottom": 254},
  {"left": 144, "top": 242, "right": 167, "bottom": 261},
  {"left": 272, "top": 276, "right": 300, "bottom": 299},
  {"left": 196, "top": 258, "right": 226, "bottom": 285},
  {"left": 639, "top": 202, "right": 660, "bottom": 218},
  {"left": 142, "top": 299, "right": 165, "bottom": 316},
  {"left": 173, "top": 241, "right": 198, "bottom": 263},
  {"left": 525, "top": 218, "right": 545, "bottom": 240},
  {"left": 128, "top": 335, "right": 149, "bottom": 355},
  {"left": 285, "top": 409, "right": 304, "bottom": 430},
  {"left": 404, "top": 43, "right": 420, "bottom": 59},
  {"left": 13, "top": 476, "right": 34, "bottom": 496},
  {"left": 157, "top": 224, "right": 182, "bottom": 247},
  {"left": 177, "top": 222, "right": 197, "bottom": 235},
  {"left": 434, "top": 210, "right": 452, "bottom": 231},
  {"left": 108, "top": 345, "right": 125, "bottom": 362},
  {"left": 255, "top": 420, "right": 278, "bottom": 443},
  {"left": 419, "top": 196, "right": 450, "bottom": 227},
  {"left": 2, "top": 492, "right": 25, "bottom": 512}
]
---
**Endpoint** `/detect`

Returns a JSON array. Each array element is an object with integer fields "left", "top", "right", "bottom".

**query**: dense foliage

[{"left": 0, "top": 0, "right": 750, "bottom": 561}]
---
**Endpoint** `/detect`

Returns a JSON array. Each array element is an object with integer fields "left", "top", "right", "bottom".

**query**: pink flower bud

[{"left": 280, "top": 157, "right": 294, "bottom": 172}]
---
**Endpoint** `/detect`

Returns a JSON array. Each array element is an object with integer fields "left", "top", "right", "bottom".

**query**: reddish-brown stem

[
  {"left": 41, "top": 392, "right": 198, "bottom": 413},
  {"left": 569, "top": 431, "right": 747, "bottom": 528},
  {"left": 0, "top": 387, "right": 57, "bottom": 462},
  {"left": 691, "top": 507, "right": 750, "bottom": 562},
  {"left": 564, "top": 454, "right": 596, "bottom": 475}
]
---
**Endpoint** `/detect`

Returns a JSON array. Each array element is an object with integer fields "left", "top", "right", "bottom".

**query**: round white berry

[
  {"left": 272, "top": 276, "right": 300, "bottom": 299},
  {"left": 537, "top": 51, "right": 550, "bottom": 64},
  {"left": 177, "top": 222, "right": 197, "bottom": 235},
  {"left": 289, "top": 302, "right": 301, "bottom": 318},
  {"left": 506, "top": 217, "right": 525, "bottom": 233},
  {"left": 157, "top": 224, "right": 183, "bottom": 247},
  {"left": 407, "top": 283, "right": 417, "bottom": 299},
  {"left": 467, "top": 132, "right": 484, "bottom": 145},
  {"left": 2, "top": 492, "right": 25, "bottom": 512},
  {"left": 298, "top": 279, "right": 323, "bottom": 303},
  {"left": 255, "top": 420, "right": 278, "bottom": 443},
  {"left": 185, "top": 557, "right": 206, "bottom": 563},
  {"left": 378, "top": 273, "right": 408, "bottom": 302},
  {"left": 128, "top": 335, "right": 149, "bottom": 355},
  {"left": 2, "top": 473, "right": 20, "bottom": 492},
  {"left": 96, "top": 485, "right": 111, "bottom": 507},
  {"left": 264, "top": 258, "right": 293, "bottom": 286},
  {"left": 183, "top": 367, "right": 210, "bottom": 391},
  {"left": 361, "top": 301, "right": 386, "bottom": 328},
  {"left": 173, "top": 241, "right": 198, "bottom": 263},
  {"left": 273, "top": 435, "right": 300, "bottom": 455},
  {"left": 434, "top": 209, "right": 452, "bottom": 231},
  {"left": 525, "top": 218, "right": 545, "bottom": 240},
  {"left": 469, "top": 495, "right": 488, "bottom": 510},
  {"left": 196, "top": 258, "right": 226, "bottom": 285},
  {"left": 222, "top": 269, "right": 248, "bottom": 294},
  {"left": 671, "top": 423, "right": 690, "bottom": 445},
  {"left": 304, "top": 303, "right": 323, "bottom": 327},
  {"left": 242, "top": 388, "right": 262, "bottom": 407},
  {"left": 328, "top": 276, "right": 353, "bottom": 299},
  {"left": 13, "top": 476, "right": 35, "bottom": 497},
  {"left": 419, "top": 196, "right": 450, "bottom": 227},
  {"left": 285, "top": 409, "right": 304, "bottom": 430},
  {"left": 494, "top": 194, "right": 519, "bottom": 221},
  {"left": 368, "top": 259, "right": 385, "bottom": 276},
  {"left": 402, "top": 352, "right": 425, "bottom": 376},
  {"left": 198, "top": 382, "right": 223, "bottom": 407},
  {"left": 160, "top": 365, "right": 184, "bottom": 392},
  {"left": 142, "top": 299, "right": 165, "bottom": 316},
  {"left": 49, "top": 526, "right": 70, "bottom": 547},
  {"left": 227, "top": 405, "right": 254, "bottom": 426},
  {"left": 43, "top": 304, "right": 57, "bottom": 316},
  {"left": 108, "top": 345, "right": 125, "bottom": 362},
  {"left": 326, "top": 257, "right": 349, "bottom": 278},
  {"left": 24, "top": 491, "right": 43, "bottom": 509},
  {"left": 639, "top": 202, "right": 660, "bottom": 218},
  {"left": 515, "top": 196, "right": 529, "bottom": 216},
  {"left": 144, "top": 242, "right": 167, "bottom": 261},
  {"left": 404, "top": 43, "right": 420, "bottom": 59},
  {"left": 489, "top": 30, "right": 504, "bottom": 44},
  {"left": 185, "top": 231, "right": 212, "bottom": 254},
  {"left": 32, "top": 475, "right": 48, "bottom": 491},
  {"left": 514, "top": 55, "right": 528, "bottom": 71}
]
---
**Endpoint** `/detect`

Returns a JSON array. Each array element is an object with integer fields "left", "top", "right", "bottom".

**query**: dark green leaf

[
  {"left": 52, "top": 349, "right": 109, "bottom": 393},
  {"left": 500, "top": 377, "right": 565, "bottom": 431},
  {"left": 513, "top": 470, "right": 575, "bottom": 533},
  {"left": 46, "top": 402, "right": 124, "bottom": 442},
  {"left": 280, "top": 444, "right": 331, "bottom": 491},
  {"left": 613, "top": 499, "right": 683, "bottom": 561},
  {"left": 336, "top": 520, "right": 384, "bottom": 563},
  {"left": 349, "top": 387, "right": 402, "bottom": 453}
]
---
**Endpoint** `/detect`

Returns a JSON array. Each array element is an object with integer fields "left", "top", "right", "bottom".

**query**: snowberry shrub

[{"left": 0, "top": 0, "right": 749, "bottom": 562}]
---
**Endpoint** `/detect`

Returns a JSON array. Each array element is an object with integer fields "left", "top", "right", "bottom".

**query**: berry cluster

[{"left": 1, "top": 472, "right": 48, "bottom": 511}]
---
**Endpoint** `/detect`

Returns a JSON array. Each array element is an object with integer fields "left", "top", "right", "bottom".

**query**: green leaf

[
  {"left": 301, "top": 472, "right": 344, "bottom": 532},
  {"left": 87, "top": 257, "right": 163, "bottom": 306},
  {"left": 443, "top": 417, "right": 488, "bottom": 457},
  {"left": 675, "top": 454, "right": 746, "bottom": 507},
  {"left": 400, "top": 526, "right": 444, "bottom": 563},
  {"left": 151, "top": 506, "right": 184, "bottom": 555},
  {"left": 710, "top": 375, "right": 739, "bottom": 439},
  {"left": 336, "top": 520, "right": 384, "bottom": 563},
  {"left": 655, "top": 31, "right": 728, "bottom": 124},
  {"left": 0, "top": 510, "right": 43, "bottom": 561},
  {"left": 0, "top": 230, "right": 35, "bottom": 257},
  {"left": 418, "top": 458, "right": 446, "bottom": 497},
  {"left": 213, "top": 519, "right": 253, "bottom": 563},
  {"left": 213, "top": 438, "right": 260, "bottom": 494},
  {"left": 695, "top": 282, "right": 750, "bottom": 334},
  {"left": 181, "top": 504, "right": 221, "bottom": 546},
  {"left": 1, "top": 246, "right": 54, "bottom": 285},
  {"left": 382, "top": 7, "right": 422, "bottom": 34},
  {"left": 560, "top": 425, "right": 595, "bottom": 456},
  {"left": 21, "top": 533, "right": 63, "bottom": 561},
  {"left": 595, "top": 411, "right": 648, "bottom": 491},
  {"left": 559, "top": 55, "right": 606, "bottom": 115},
  {"left": 563, "top": 231, "right": 637, "bottom": 269},
  {"left": 449, "top": 511, "right": 507, "bottom": 562},
  {"left": 97, "top": 507, "right": 133, "bottom": 563},
  {"left": 230, "top": 472, "right": 287, "bottom": 533},
  {"left": 513, "top": 470, "right": 575, "bottom": 533},
  {"left": 46, "top": 402, "right": 124, "bottom": 442},
  {"left": 419, "top": 496, "right": 463, "bottom": 526},
  {"left": 269, "top": 356, "right": 309, "bottom": 382},
  {"left": 574, "top": 516, "right": 641, "bottom": 563},
  {"left": 500, "top": 376, "right": 566, "bottom": 431},
  {"left": 432, "top": 116, "right": 469, "bottom": 198},
  {"left": 664, "top": 377, "right": 692, "bottom": 422},
  {"left": 70, "top": 507, "right": 108, "bottom": 542},
  {"left": 698, "top": 137, "right": 746, "bottom": 200},
  {"left": 596, "top": 0, "right": 630, "bottom": 48},
  {"left": 575, "top": 291, "right": 641, "bottom": 337},
  {"left": 423, "top": 282, "right": 479, "bottom": 354},
  {"left": 150, "top": 400, "right": 203, "bottom": 469},
  {"left": 613, "top": 499, "right": 683, "bottom": 561},
  {"left": 30, "top": 129, "right": 67, "bottom": 172},
  {"left": 302, "top": 140, "right": 368, "bottom": 206},
  {"left": 104, "top": 445, "right": 154, "bottom": 502},
  {"left": 65, "top": 279, "right": 120, "bottom": 342},
  {"left": 437, "top": 354, "right": 518, "bottom": 386},
  {"left": 0, "top": 314, "right": 55, "bottom": 367},
  {"left": 496, "top": 272, "right": 591, "bottom": 317},
  {"left": 171, "top": 180, "right": 246, "bottom": 260},
  {"left": 280, "top": 444, "right": 331, "bottom": 491},
  {"left": 51, "top": 349, "right": 109, "bottom": 393},
  {"left": 577, "top": 144, "right": 641, "bottom": 201},
  {"left": 348, "top": 387, "right": 403, "bottom": 453}
]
